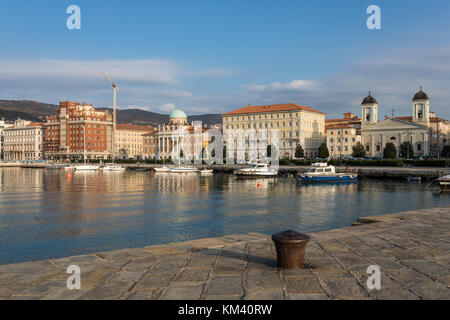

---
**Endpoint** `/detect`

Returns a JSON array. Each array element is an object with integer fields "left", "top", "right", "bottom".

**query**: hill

[{"left": 0, "top": 100, "right": 222, "bottom": 126}]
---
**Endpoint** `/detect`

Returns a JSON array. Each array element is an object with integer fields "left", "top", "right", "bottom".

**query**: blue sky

[{"left": 1, "top": 0, "right": 450, "bottom": 118}]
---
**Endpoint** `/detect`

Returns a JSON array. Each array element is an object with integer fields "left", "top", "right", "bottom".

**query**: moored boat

[
  {"left": 153, "top": 166, "right": 171, "bottom": 173},
  {"left": 170, "top": 166, "right": 199, "bottom": 173},
  {"left": 298, "top": 163, "right": 357, "bottom": 183},
  {"left": 234, "top": 163, "right": 278, "bottom": 178},
  {"left": 73, "top": 164, "right": 100, "bottom": 171},
  {"left": 200, "top": 169, "right": 214, "bottom": 175},
  {"left": 437, "top": 175, "right": 450, "bottom": 193},
  {"left": 98, "top": 165, "right": 125, "bottom": 172}
]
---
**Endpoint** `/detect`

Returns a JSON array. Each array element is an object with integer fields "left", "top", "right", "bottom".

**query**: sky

[{"left": 0, "top": 0, "right": 449, "bottom": 119}]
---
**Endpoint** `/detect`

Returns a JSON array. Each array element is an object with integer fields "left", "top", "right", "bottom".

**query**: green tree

[
  {"left": 383, "top": 143, "right": 397, "bottom": 159},
  {"left": 318, "top": 143, "right": 329, "bottom": 159},
  {"left": 441, "top": 145, "right": 450, "bottom": 158},
  {"left": 399, "top": 141, "right": 414, "bottom": 159},
  {"left": 352, "top": 142, "right": 366, "bottom": 158},
  {"left": 295, "top": 145, "right": 304, "bottom": 158}
]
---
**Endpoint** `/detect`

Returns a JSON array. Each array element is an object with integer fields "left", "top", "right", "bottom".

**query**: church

[{"left": 360, "top": 89, "right": 432, "bottom": 157}]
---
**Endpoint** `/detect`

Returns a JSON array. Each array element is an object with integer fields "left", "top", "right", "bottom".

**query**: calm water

[{"left": 0, "top": 168, "right": 448, "bottom": 265}]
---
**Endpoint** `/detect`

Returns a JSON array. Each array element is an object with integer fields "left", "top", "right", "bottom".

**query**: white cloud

[{"left": 245, "top": 80, "right": 321, "bottom": 92}]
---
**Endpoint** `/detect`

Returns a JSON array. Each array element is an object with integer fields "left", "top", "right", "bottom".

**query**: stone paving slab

[{"left": 0, "top": 206, "right": 449, "bottom": 300}]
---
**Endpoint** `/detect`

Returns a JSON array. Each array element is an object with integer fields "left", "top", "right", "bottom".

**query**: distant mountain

[{"left": 0, "top": 100, "right": 222, "bottom": 126}]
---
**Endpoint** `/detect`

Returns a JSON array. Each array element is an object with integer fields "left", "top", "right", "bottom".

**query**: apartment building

[
  {"left": 115, "top": 124, "right": 155, "bottom": 159},
  {"left": 3, "top": 119, "right": 45, "bottom": 161},
  {"left": 222, "top": 103, "right": 326, "bottom": 159},
  {"left": 44, "top": 101, "right": 113, "bottom": 160},
  {"left": 0, "top": 119, "right": 14, "bottom": 160},
  {"left": 326, "top": 125, "right": 361, "bottom": 159}
]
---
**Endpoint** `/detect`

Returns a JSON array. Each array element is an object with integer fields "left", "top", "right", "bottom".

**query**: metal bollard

[{"left": 272, "top": 230, "right": 310, "bottom": 269}]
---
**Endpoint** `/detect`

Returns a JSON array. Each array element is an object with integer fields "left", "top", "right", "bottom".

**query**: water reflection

[{"left": 0, "top": 168, "right": 448, "bottom": 265}]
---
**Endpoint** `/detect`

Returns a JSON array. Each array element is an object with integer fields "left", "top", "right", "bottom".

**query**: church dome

[
  {"left": 413, "top": 88, "right": 429, "bottom": 101},
  {"left": 169, "top": 109, "right": 187, "bottom": 119},
  {"left": 362, "top": 93, "right": 377, "bottom": 105}
]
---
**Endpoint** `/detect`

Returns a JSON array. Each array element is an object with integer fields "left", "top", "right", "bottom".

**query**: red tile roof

[
  {"left": 25, "top": 122, "right": 44, "bottom": 127},
  {"left": 325, "top": 118, "right": 361, "bottom": 122},
  {"left": 222, "top": 103, "right": 325, "bottom": 116}
]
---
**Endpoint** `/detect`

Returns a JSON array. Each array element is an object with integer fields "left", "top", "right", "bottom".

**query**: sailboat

[{"left": 74, "top": 124, "right": 100, "bottom": 171}]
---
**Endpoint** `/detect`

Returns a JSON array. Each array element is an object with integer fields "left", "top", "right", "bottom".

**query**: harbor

[{"left": 0, "top": 206, "right": 449, "bottom": 300}]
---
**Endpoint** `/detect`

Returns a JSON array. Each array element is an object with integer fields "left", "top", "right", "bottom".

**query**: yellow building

[
  {"left": 326, "top": 124, "right": 361, "bottom": 159},
  {"left": 115, "top": 124, "right": 155, "bottom": 159},
  {"left": 222, "top": 103, "right": 326, "bottom": 159}
]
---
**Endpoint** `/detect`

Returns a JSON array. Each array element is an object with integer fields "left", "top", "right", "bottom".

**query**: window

[{"left": 366, "top": 145, "right": 370, "bottom": 152}]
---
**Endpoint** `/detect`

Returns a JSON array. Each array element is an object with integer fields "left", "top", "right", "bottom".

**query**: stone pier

[{"left": 0, "top": 206, "right": 449, "bottom": 300}]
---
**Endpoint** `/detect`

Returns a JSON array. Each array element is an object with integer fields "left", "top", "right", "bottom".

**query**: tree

[
  {"left": 318, "top": 143, "right": 329, "bottom": 159},
  {"left": 442, "top": 145, "right": 450, "bottom": 158},
  {"left": 352, "top": 142, "right": 366, "bottom": 158},
  {"left": 295, "top": 145, "right": 304, "bottom": 158},
  {"left": 223, "top": 146, "right": 227, "bottom": 159},
  {"left": 383, "top": 143, "right": 397, "bottom": 159},
  {"left": 399, "top": 141, "right": 414, "bottom": 159}
]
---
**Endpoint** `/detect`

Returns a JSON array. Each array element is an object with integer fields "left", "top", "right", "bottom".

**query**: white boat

[
  {"left": 74, "top": 164, "right": 100, "bottom": 171},
  {"left": 99, "top": 165, "right": 125, "bottom": 172},
  {"left": 437, "top": 175, "right": 450, "bottom": 193},
  {"left": 154, "top": 166, "right": 171, "bottom": 173},
  {"left": 200, "top": 169, "right": 214, "bottom": 175},
  {"left": 170, "top": 166, "right": 199, "bottom": 173},
  {"left": 234, "top": 163, "right": 278, "bottom": 178},
  {"left": 298, "top": 163, "right": 357, "bottom": 183},
  {"left": 62, "top": 165, "right": 75, "bottom": 171}
]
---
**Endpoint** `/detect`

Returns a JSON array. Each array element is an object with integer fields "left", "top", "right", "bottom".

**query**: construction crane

[{"left": 101, "top": 72, "right": 118, "bottom": 162}]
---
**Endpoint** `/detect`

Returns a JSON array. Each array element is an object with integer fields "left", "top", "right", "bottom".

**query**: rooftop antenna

[{"left": 101, "top": 72, "right": 118, "bottom": 163}]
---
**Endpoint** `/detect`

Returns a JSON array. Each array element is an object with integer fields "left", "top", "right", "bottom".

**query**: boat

[
  {"left": 200, "top": 169, "right": 214, "bottom": 175},
  {"left": 98, "top": 165, "right": 125, "bottom": 172},
  {"left": 62, "top": 165, "right": 75, "bottom": 171},
  {"left": 234, "top": 163, "right": 278, "bottom": 178},
  {"left": 407, "top": 176, "right": 422, "bottom": 182},
  {"left": 298, "top": 163, "right": 357, "bottom": 183},
  {"left": 170, "top": 166, "right": 199, "bottom": 174},
  {"left": 437, "top": 175, "right": 450, "bottom": 193},
  {"left": 74, "top": 164, "right": 100, "bottom": 171},
  {"left": 153, "top": 166, "right": 171, "bottom": 173}
]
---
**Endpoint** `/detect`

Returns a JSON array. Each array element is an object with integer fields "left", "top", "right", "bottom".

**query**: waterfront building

[
  {"left": 0, "top": 119, "right": 14, "bottom": 160},
  {"left": 44, "top": 101, "right": 113, "bottom": 161},
  {"left": 325, "top": 112, "right": 361, "bottom": 128},
  {"left": 360, "top": 90, "right": 432, "bottom": 158},
  {"left": 143, "top": 109, "right": 209, "bottom": 160},
  {"left": 326, "top": 124, "right": 361, "bottom": 159},
  {"left": 222, "top": 103, "right": 326, "bottom": 159},
  {"left": 115, "top": 124, "right": 155, "bottom": 159},
  {"left": 3, "top": 119, "right": 45, "bottom": 161}
]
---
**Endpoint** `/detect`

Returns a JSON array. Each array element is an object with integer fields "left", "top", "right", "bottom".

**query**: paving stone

[
  {"left": 204, "top": 295, "right": 242, "bottom": 300},
  {"left": 160, "top": 283, "right": 204, "bottom": 300},
  {"left": 246, "top": 274, "right": 283, "bottom": 292},
  {"left": 205, "top": 276, "right": 243, "bottom": 296},
  {"left": 125, "top": 289, "right": 161, "bottom": 300},
  {"left": 174, "top": 268, "right": 210, "bottom": 282},
  {"left": 134, "top": 275, "right": 173, "bottom": 289},
  {"left": 244, "top": 289, "right": 284, "bottom": 300},
  {"left": 287, "top": 293, "right": 330, "bottom": 300},
  {"left": 282, "top": 268, "right": 314, "bottom": 277},
  {"left": 333, "top": 253, "right": 370, "bottom": 267},
  {"left": 80, "top": 281, "right": 134, "bottom": 300},
  {"left": 285, "top": 277, "right": 325, "bottom": 295},
  {"left": 320, "top": 275, "right": 370, "bottom": 299},
  {"left": 373, "top": 289, "right": 419, "bottom": 300}
]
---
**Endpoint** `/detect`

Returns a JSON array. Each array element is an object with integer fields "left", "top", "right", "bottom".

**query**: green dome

[{"left": 169, "top": 109, "right": 187, "bottom": 118}]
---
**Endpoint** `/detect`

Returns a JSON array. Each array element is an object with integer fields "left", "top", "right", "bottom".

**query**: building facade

[
  {"left": 326, "top": 125, "right": 361, "bottom": 159},
  {"left": 115, "top": 124, "right": 155, "bottom": 159},
  {"left": 360, "top": 90, "right": 432, "bottom": 158},
  {"left": 143, "top": 110, "right": 209, "bottom": 161},
  {"left": 222, "top": 103, "right": 326, "bottom": 159},
  {"left": 0, "top": 120, "right": 14, "bottom": 160},
  {"left": 3, "top": 119, "right": 45, "bottom": 161},
  {"left": 44, "top": 101, "right": 113, "bottom": 160}
]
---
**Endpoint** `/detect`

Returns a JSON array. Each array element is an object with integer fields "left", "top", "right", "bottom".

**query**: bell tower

[
  {"left": 412, "top": 87, "right": 430, "bottom": 125},
  {"left": 361, "top": 92, "right": 378, "bottom": 126}
]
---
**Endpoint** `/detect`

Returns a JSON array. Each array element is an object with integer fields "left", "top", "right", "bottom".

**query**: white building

[
  {"left": 3, "top": 119, "right": 45, "bottom": 161},
  {"left": 360, "top": 90, "right": 431, "bottom": 158},
  {"left": 0, "top": 120, "right": 14, "bottom": 160}
]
